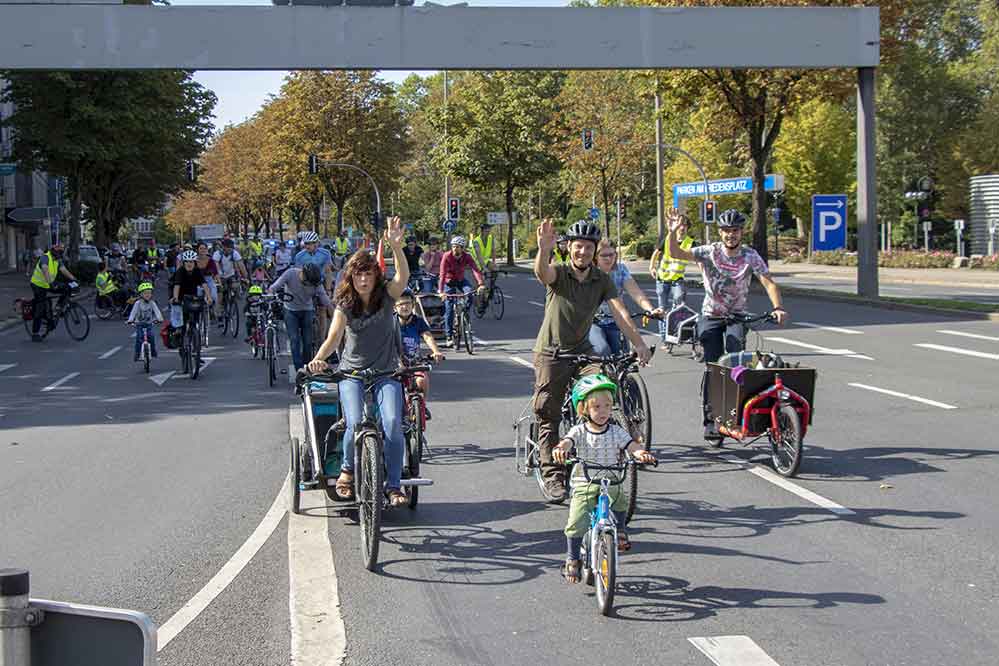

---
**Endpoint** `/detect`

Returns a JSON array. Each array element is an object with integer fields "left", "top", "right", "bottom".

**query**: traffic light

[
  {"left": 618, "top": 199, "right": 626, "bottom": 220},
  {"left": 370, "top": 211, "right": 381, "bottom": 230},
  {"left": 308, "top": 154, "right": 320, "bottom": 175},
  {"left": 702, "top": 200, "right": 716, "bottom": 223},
  {"left": 582, "top": 128, "right": 594, "bottom": 151},
  {"left": 448, "top": 197, "right": 460, "bottom": 221},
  {"left": 185, "top": 160, "right": 197, "bottom": 183}
]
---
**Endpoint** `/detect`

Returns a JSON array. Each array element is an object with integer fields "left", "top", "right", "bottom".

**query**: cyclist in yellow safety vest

[
  {"left": 248, "top": 236, "right": 263, "bottom": 259},
  {"left": 95, "top": 262, "right": 119, "bottom": 311},
  {"left": 551, "top": 234, "right": 569, "bottom": 264},
  {"left": 471, "top": 222, "right": 496, "bottom": 273},
  {"left": 29, "top": 243, "right": 78, "bottom": 341},
  {"left": 333, "top": 230, "right": 350, "bottom": 269},
  {"left": 649, "top": 213, "right": 695, "bottom": 348}
]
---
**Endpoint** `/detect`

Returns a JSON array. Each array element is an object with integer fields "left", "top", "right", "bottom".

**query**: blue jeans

[
  {"left": 655, "top": 279, "right": 686, "bottom": 340},
  {"left": 443, "top": 280, "right": 473, "bottom": 338},
  {"left": 698, "top": 316, "right": 746, "bottom": 425},
  {"left": 283, "top": 308, "right": 314, "bottom": 371},
  {"left": 133, "top": 322, "right": 158, "bottom": 358},
  {"left": 338, "top": 377, "right": 405, "bottom": 491},
  {"left": 421, "top": 275, "right": 437, "bottom": 295},
  {"left": 588, "top": 320, "right": 623, "bottom": 357}
]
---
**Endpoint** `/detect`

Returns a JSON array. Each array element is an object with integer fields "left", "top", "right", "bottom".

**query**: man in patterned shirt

[{"left": 667, "top": 207, "right": 788, "bottom": 440}]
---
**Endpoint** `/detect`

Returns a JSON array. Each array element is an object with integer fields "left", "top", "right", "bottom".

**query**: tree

[{"left": 431, "top": 71, "right": 564, "bottom": 266}]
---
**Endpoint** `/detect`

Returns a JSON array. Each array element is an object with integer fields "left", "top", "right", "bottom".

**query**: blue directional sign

[
  {"left": 0, "top": 163, "right": 16, "bottom": 176},
  {"left": 589, "top": 207, "right": 599, "bottom": 221},
  {"left": 672, "top": 174, "right": 785, "bottom": 206},
  {"left": 811, "top": 194, "right": 848, "bottom": 252},
  {"left": 442, "top": 219, "right": 456, "bottom": 235}
]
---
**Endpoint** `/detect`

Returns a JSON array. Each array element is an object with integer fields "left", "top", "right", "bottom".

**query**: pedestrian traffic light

[
  {"left": 308, "top": 154, "right": 320, "bottom": 175},
  {"left": 185, "top": 160, "right": 197, "bottom": 183},
  {"left": 618, "top": 199, "right": 626, "bottom": 220},
  {"left": 702, "top": 200, "right": 716, "bottom": 223},
  {"left": 448, "top": 197, "right": 460, "bottom": 221},
  {"left": 582, "top": 128, "right": 594, "bottom": 151}
]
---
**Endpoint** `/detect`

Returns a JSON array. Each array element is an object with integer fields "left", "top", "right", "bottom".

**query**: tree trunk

[
  {"left": 750, "top": 150, "right": 768, "bottom": 262},
  {"left": 312, "top": 202, "right": 321, "bottom": 232},
  {"left": 505, "top": 181, "right": 516, "bottom": 267},
  {"left": 600, "top": 167, "right": 611, "bottom": 239}
]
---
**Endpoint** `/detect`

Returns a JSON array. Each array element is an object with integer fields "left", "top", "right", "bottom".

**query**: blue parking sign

[{"left": 811, "top": 194, "right": 848, "bottom": 252}]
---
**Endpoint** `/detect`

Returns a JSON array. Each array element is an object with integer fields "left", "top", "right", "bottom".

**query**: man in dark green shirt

[{"left": 532, "top": 219, "right": 652, "bottom": 500}]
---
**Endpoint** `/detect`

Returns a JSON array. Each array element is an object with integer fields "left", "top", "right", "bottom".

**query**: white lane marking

[
  {"left": 0, "top": 363, "right": 17, "bottom": 374},
  {"left": 288, "top": 363, "right": 295, "bottom": 385},
  {"left": 509, "top": 356, "right": 534, "bottom": 369},
  {"left": 689, "top": 636, "right": 781, "bottom": 666},
  {"left": 288, "top": 406, "right": 346, "bottom": 666},
  {"left": 848, "top": 382, "right": 958, "bottom": 410},
  {"left": 503, "top": 293, "right": 514, "bottom": 300},
  {"left": 936, "top": 329, "right": 999, "bottom": 343},
  {"left": 795, "top": 321, "right": 863, "bottom": 335},
  {"left": 914, "top": 343, "right": 999, "bottom": 361},
  {"left": 148, "top": 371, "right": 175, "bottom": 386},
  {"left": 102, "top": 391, "right": 168, "bottom": 403},
  {"left": 473, "top": 336, "right": 488, "bottom": 346},
  {"left": 170, "top": 357, "right": 217, "bottom": 378},
  {"left": 41, "top": 372, "right": 80, "bottom": 392},
  {"left": 157, "top": 473, "right": 290, "bottom": 652},
  {"left": 98, "top": 345, "right": 123, "bottom": 359},
  {"left": 528, "top": 300, "right": 545, "bottom": 308},
  {"left": 765, "top": 336, "right": 873, "bottom": 361},
  {"left": 719, "top": 454, "right": 855, "bottom": 516}
]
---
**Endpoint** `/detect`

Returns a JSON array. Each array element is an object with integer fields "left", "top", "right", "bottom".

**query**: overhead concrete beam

[{"left": 0, "top": 5, "right": 879, "bottom": 70}]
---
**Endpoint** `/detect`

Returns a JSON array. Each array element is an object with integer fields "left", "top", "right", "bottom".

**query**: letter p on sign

[{"left": 812, "top": 194, "right": 848, "bottom": 251}]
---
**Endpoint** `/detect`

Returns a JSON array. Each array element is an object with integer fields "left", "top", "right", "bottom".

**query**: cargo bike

[{"left": 291, "top": 364, "right": 434, "bottom": 571}]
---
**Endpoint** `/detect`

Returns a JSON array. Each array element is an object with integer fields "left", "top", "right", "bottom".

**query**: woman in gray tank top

[{"left": 308, "top": 216, "right": 411, "bottom": 506}]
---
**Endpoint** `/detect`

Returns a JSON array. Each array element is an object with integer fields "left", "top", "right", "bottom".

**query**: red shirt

[{"left": 438, "top": 250, "right": 483, "bottom": 292}]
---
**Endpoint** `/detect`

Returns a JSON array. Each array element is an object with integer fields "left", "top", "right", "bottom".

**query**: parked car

[{"left": 78, "top": 245, "right": 102, "bottom": 267}]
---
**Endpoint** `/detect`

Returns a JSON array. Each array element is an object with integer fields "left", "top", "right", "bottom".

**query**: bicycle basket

[{"left": 182, "top": 296, "right": 204, "bottom": 313}]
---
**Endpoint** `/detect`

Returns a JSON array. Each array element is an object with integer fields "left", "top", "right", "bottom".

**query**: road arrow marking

[
  {"left": 508, "top": 356, "right": 534, "bottom": 369},
  {"left": 689, "top": 636, "right": 781, "bottom": 665},
  {"left": 0, "top": 363, "right": 16, "bottom": 374},
  {"left": 936, "top": 329, "right": 999, "bottom": 343},
  {"left": 149, "top": 371, "right": 175, "bottom": 386},
  {"left": 99, "top": 345, "right": 122, "bottom": 359}
]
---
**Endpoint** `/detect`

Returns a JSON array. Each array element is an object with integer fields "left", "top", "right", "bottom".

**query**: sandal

[
  {"left": 562, "top": 558, "right": 581, "bottom": 584},
  {"left": 617, "top": 532, "right": 632, "bottom": 553},
  {"left": 334, "top": 472, "right": 355, "bottom": 500},
  {"left": 386, "top": 489, "right": 407, "bottom": 508}
]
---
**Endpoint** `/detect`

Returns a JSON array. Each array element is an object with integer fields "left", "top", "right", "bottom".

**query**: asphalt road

[{"left": 2, "top": 270, "right": 998, "bottom": 665}]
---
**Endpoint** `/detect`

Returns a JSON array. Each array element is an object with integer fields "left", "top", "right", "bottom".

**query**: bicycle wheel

[
  {"left": 143, "top": 341, "right": 151, "bottom": 374},
  {"left": 63, "top": 302, "right": 90, "bottom": 341},
  {"left": 580, "top": 531, "right": 594, "bottom": 586},
  {"left": 290, "top": 437, "right": 302, "bottom": 515},
  {"left": 357, "top": 433, "right": 383, "bottom": 571},
  {"left": 462, "top": 312, "right": 474, "bottom": 354},
  {"left": 180, "top": 331, "right": 190, "bottom": 376},
  {"left": 621, "top": 373, "right": 652, "bottom": 451},
  {"left": 227, "top": 299, "right": 240, "bottom": 339},
  {"left": 266, "top": 327, "right": 276, "bottom": 387},
  {"left": 491, "top": 285, "right": 505, "bottom": 320},
  {"left": 769, "top": 404, "right": 803, "bottom": 477},
  {"left": 473, "top": 290, "right": 486, "bottom": 319},
  {"left": 405, "top": 395, "right": 424, "bottom": 509},
  {"left": 188, "top": 323, "right": 200, "bottom": 380},
  {"left": 595, "top": 531, "right": 617, "bottom": 616},
  {"left": 452, "top": 315, "right": 461, "bottom": 351},
  {"left": 220, "top": 294, "right": 230, "bottom": 335}
]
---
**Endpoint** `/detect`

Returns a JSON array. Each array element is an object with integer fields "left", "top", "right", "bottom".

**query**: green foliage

[
  {"left": 969, "top": 254, "right": 999, "bottom": 270},
  {"left": 808, "top": 249, "right": 957, "bottom": 268}
]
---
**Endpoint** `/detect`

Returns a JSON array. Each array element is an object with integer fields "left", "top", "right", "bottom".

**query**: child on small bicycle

[
  {"left": 395, "top": 289, "right": 445, "bottom": 412},
  {"left": 244, "top": 284, "right": 264, "bottom": 343},
  {"left": 552, "top": 375, "right": 656, "bottom": 584},
  {"left": 127, "top": 281, "right": 163, "bottom": 361}
]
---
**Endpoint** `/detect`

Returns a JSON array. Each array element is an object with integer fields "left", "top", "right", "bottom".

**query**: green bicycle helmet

[
  {"left": 137, "top": 282, "right": 154, "bottom": 293},
  {"left": 571, "top": 374, "right": 618, "bottom": 411},
  {"left": 248, "top": 284, "right": 263, "bottom": 295}
]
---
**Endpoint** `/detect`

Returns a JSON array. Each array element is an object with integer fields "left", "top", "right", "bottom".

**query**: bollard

[{"left": 0, "top": 569, "right": 33, "bottom": 666}]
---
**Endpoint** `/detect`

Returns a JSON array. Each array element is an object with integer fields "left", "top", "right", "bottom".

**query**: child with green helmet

[
  {"left": 127, "top": 281, "right": 163, "bottom": 362},
  {"left": 553, "top": 374, "right": 656, "bottom": 584},
  {"left": 244, "top": 283, "right": 264, "bottom": 344}
]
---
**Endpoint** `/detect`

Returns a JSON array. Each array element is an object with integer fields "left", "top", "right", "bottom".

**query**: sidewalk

[{"left": 0, "top": 268, "right": 34, "bottom": 331}]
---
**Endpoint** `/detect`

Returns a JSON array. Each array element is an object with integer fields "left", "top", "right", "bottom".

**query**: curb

[{"left": 500, "top": 262, "right": 999, "bottom": 322}]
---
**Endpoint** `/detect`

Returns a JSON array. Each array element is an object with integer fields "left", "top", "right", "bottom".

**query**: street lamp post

[
  {"left": 309, "top": 158, "right": 383, "bottom": 233},
  {"left": 653, "top": 143, "right": 711, "bottom": 243}
]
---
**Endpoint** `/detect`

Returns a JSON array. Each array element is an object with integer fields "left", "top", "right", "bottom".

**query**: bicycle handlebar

[
  {"left": 563, "top": 458, "right": 659, "bottom": 484},
  {"left": 296, "top": 364, "right": 432, "bottom": 388},
  {"left": 549, "top": 345, "right": 655, "bottom": 367},
  {"left": 715, "top": 310, "right": 777, "bottom": 326}
]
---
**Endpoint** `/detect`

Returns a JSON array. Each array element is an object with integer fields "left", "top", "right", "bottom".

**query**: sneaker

[
  {"left": 445, "top": 337, "right": 454, "bottom": 346},
  {"left": 544, "top": 477, "right": 567, "bottom": 502},
  {"left": 703, "top": 423, "right": 722, "bottom": 441}
]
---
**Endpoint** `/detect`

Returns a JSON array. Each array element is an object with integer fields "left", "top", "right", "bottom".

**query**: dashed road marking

[
  {"left": 41, "top": 372, "right": 79, "bottom": 392},
  {"left": 719, "top": 454, "right": 855, "bottom": 516},
  {"left": 766, "top": 336, "right": 873, "bottom": 360},
  {"left": 689, "top": 636, "right": 781, "bottom": 666},
  {"left": 99, "top": 345, "right": 123, "bottom": 359},
  {"left": 0, "top": 363, "right": 16, "bottom": 374},
  {"left": 914, "top": 343, "right": 999, "bottom": 361},
  {"left": 848, "top": 382, "right": 958, "bottom": 410},
  {"left": 795, "top": 321, "right": 863, "bottom": 335},
  {"left": 288, "top": 363, "right": 295, "bottom": 385},
  {"left": 528, "top": 300, "right": 545, "bottom": 308},
  {"left": 473, "top": 336, "right": 488, "bottom": 346},
  {"left": 935, "top": 330, "right": 999, "bottom": 343},
  {"left": 508, "top": 356, "right": 534, "bottom": 369}
]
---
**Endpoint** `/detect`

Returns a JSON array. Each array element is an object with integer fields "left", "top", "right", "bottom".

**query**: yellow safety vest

[
  {"left": 147, "top": 247, "right": 158, "bottom": 260},
  {"left": 96, "top": 271, "right": 117, "bottom": 296},
  {"left": 30, "top": 252, "right": 59, "bottom": 289},
  {"left": 250, "top": 240, "right": 263, "bottom": 257},
  {"left": 335, "top": 238, "right": 350, "bottom": 255},
  {"left": 552, "top": 247, "right": 568, "bottom": 264},
  {"left": 472, "top": 235, "right": 493, "bottom": 267},
  {"left": 657, "top": 236, "right": 694, "bottom": 282}
]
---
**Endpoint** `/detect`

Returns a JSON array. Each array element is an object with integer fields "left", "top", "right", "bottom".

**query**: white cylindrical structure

[{"left": 969, "top": 174, "right": 999, "bottom": 256}]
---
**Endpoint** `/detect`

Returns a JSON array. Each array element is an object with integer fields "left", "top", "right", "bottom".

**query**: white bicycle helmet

[
  {"left": 180, "top": 250, "right": 198, "bottom": 262},
  {"left": 450, "top": 235, "right": 467, "bottom": 248},
  {"left": 302, "top": 231, "right": 320, "bottom": 243}
]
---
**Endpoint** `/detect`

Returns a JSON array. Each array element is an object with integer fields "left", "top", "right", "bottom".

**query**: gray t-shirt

[
  {"left": 269, "top": 267, "right": 332, "bottom": 312},
  {"left": 337, "top": 294, "right": 400, "bottom": 373}
]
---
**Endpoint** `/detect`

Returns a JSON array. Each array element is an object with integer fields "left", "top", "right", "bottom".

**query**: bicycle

[
  {"left": 16, "top": 282, "right": 90, "bottom": 342},
  {"left": 442, "top": 291, "right": 474, "bottom": 354},
  {"left": 292, "top": 365, "right": 433, "bottom": 571},
  {"left": 177, "top": 296, "right": 204, "bottom": 380},
  {"left": 659, "top": 282, "right": 702, "bottom": 360},
  {"left": 570, "top": 458, "right": 657, "bottom": 616},
  {"left": 703, "top": 311, "right": 815, "bottom": 477},
  {"left": 218, "top": 277, "right": 241, "bottom": 339},
  {"left": 252, "top": 292, "right": 292, "bottom": 387},
  {"left": 94, "top": 270, "right": 136, "bottom": 320},
  {"left": 399, "top": 354, "right": 440, "bottom": 506},
  {"left": 131, "top": 321, "right": 157, "bottom": 374},
  {"left": 473, "top": 270, "right": 506, "bottom": 320}
]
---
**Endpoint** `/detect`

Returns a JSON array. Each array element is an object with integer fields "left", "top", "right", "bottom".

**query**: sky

[{"left": 176, "top": 0, "right": 569, "bottom": 131}]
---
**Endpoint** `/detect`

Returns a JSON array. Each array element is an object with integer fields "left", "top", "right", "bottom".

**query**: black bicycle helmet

[
  {"left": 301, "top": 263, "right": 322, "bottom": 286},
  {"left": 565, "top": 220, "right": 601, "bottom": 244},
  {"left": 716, "top": 209, "right": 747, "bottom": 229}
]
